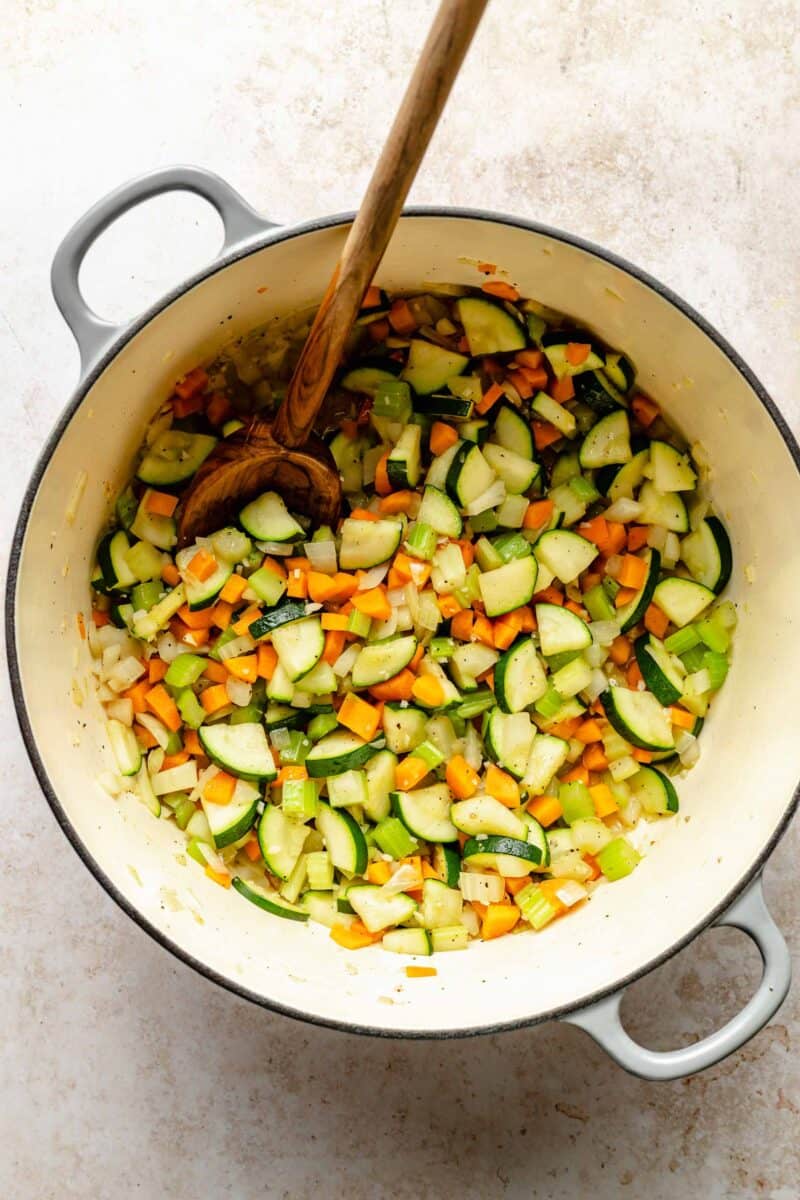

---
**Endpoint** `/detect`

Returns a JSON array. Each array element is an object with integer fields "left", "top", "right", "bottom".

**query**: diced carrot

[
  {"left": 177, "top": 604, "right": 216, "bottom": 630},
  {"left": 602, "top": 522, "right": 627, "bottom": 557},
  {"left": 145, "top": 490, "right": 178, "bottom": 517},
  {"left": 348, "top": 509, "right": 380, "bottom": 523},
  {"left": 145, "top": 683, "right": 182, "bottom": 731},
  {"left": 405, "top": 966, "right": 438, "bottom": 978},
  {"left": 521, "top": 366, "right": 549, "bottom": 390},
  {"left": 533, "top": 421, "right": 563, "bottom": 451},
  {"left": 409, "top": 644, "right": 425, "bottom": 673},
  {"left": 204, "top": 865, "right": 232, "bottom": 889},
  {"left": 200, "top": 684, "right": 230, "bottom": 715},
  {"left": 492, "top": 609, "right": 524, "bottom": 651},
  {"left": 374, "top": 452, "right": 392, "bottom": 496},
  {"left": 133, "top": 723, "right": 159, "bottom": 749},
  {"left": 379, "top": 490, "right": 414, "bottom": 515},
  {"left": 471, "top": 900, "right": 488, "bottom": 920},
  {"left": 161, "top": 562, "right": 181, "bottom": 587},
  {"left": 475, "top": 381, "right": 505, "bottom": 415},
  {"left": 482, "top": 670, "right": 495, "bottom": 691},
  {"left": 457, "top": 336, "right": 470, "bottom": 354},
  {"left": 481, "top": 280, "right": 520, "bottom": 302},
  {"left": 514, "top": 348, "right": 544, "bottom": 369},
  {"left": 329, "top": 572, "right": 359, "bottom": 600},
  {"left": 366, "top": 860, "right": 392, "bottom": 885},
  {"left": 578, "top": 515, "right": 609, "bottom": 548},
  {"left": 256, "top": 643, "right": 278, "bottom": 680},
  {"left": 171, "top": 391, "right": 204, "bottom": 419},
  {"left": 455, "top": 538, "right": 475, "bottom": 568},
  {"left": 411, "top": 674, "right": 445, "bottom": 709},
  {"left": 183, "top": 729, "right": 204, "bottom": 756},
  {"left": 261, "top": 556, "right": 288, "bottom": 580},
  {"left": 322, "top": 630, "right": 346, "bottom": 667},
  {"left": 306, "top": 571, "right": 339, "bottom": 604},
  {"left": 330, "top": 921, "right": 381, "bottom": 949},
  {"left": 338, "top": 693, "right": 382, "bottom": 741},
  {"left": 421, "top": 860, "right": 439, "bottom": 880},
  {"left": 225, "top": 655, "right": 258, "bottom": 683},
  {"left": 174, "top": 367, "right": 208, "bottom": 400},
  {"left": 450, "top": 610, "right": 474, "bottom": 642},
  {"left": 644, "top": 603, "right": 670, "bottom": 639},
  {"left": 527, "top": 795, "right": 563, "bottom": 826},
  {"left": 617, "top": 554, "right": 648, "bottom": 590},
  {"left": 471, "top": 614, "right": 495, "bottom": 648},
  {"left": 391, "top": 552, "right": 414, "bottom": 582},
  {"left": 205, "top": 392, "right": 231, "bottom": 427},
  {"left": 670, "top": 705, "right": 696, "bottom": 730},
  {"left": 187, "top": 550, "right": 217, "bottom": 582},
  {"left": 575, "top": 718, "right": 603, "bottom": 743},
  {"left": 361, "top": 284, "right": 383, "bottom": 310},
  {"left": 615, "top": 586, "right": 638, "bottom": 609},
  {"left": 564, "top": 600, "right": 588, "bottom": 619},
  {"left": 484, "top": 763, "right": 520, "bottom": 808},
  {"left": 609, "top": 635, "right": 632, "bottom": 666},
  {"left": 632, "top": 747, "right": 653, "bottom": 763},
  {"left": 321, "top": 613, "right": 349, "bottom": 632},
  {"left": 160, "top": 751, "right": 190, "bottom": 771},
  {"left": 368, "top": 318, "right": 390, "bottom": 342},
  {"left": 437, "top": 594, "right": 463, "bottom": 620},
  {"left": 582, "top": 743, "right": 609, "bottom": 772},
  {"left": 244, "top": 837, "right": 262, "bottom": 862},
  {"left": 340, "top": 418, "right": 358, "bottom": 440},
  {"left": 446, "top": 755, "right": 480, "bottom": 799},
  {"left": 211, "top": 601, "right": 233, "bottom": 631},
  {"left": 204, "top": 771, "right": 236, "bottom": 806},
  {"left": 549, "top": 376, "right": 575, "bottom": 403},
  {"left": 504, "top": 874, "right": 532, "bottom": 896},
  {"left": 286, "top": 569, "right": 309, "bottom": 600},
  {"left": 388, "top": 297, "right": 417, "bottom": 335},
  {"left": 627, "top": 525, "right": 650, "bottom": 552},
  {"left": 369, "top": 669, "right": 415, "bottom": 703},
  {"left": 429, "top": 421, "right": 460, "bottom": 457},
  {"left": 507, "top": 369, "right": 533, "bottom": 399},
  {"left": 523, "top": 498, "right": 555, "bottom": 531},
  {"left": 626, "top": 660, "right": 644, "bottom": 689},
  {"left": 277, "top": 764, "right": 308, "bottom": 784},
  {"left": 395, "top": 756, "right": 430, "bottom": 791},
  {"left": 477, "top": 261, "right": 496, "bottom": 274},
  {"left": 582, "top": 853, "right": 602, "bottom": 882},
  {"left": 203, "top": 660, "right": 228, "bottom": 684},
  {"left": 89, "top": 608, "right": 109, "bottom": 630},
  {"left": 351, "top": 587, "right": 391, "bottom": 620},
  {"left": 481, "top": 903, "right": 520, "bottom": 940},
  {"left": 146, "top": 657, "right": 167, "bottom": 684},
  {"left": 219, "top": 573, "right": 248, "bottom": 604},
  {"left": 582, "top": 571, "right": 603, "bottom": 592},
  {"left": 124, "top": 680, "right": 151, "bottom": 714},
  {"left": 534, "top": 585, "right": 564, "bottom": 606},
  {"left": 632, "top": 394, "right": 660, "bottom": 427},
  {"left": 565, "top": 342, "right": 591, "bottom": 366},
  {"left": 561, "top": 765, "right": 590, "bottom": 785}
]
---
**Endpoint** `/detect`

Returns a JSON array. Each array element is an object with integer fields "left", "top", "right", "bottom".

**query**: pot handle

[
  {"left": 51, "top": 165, "right": 277, "bottom": 374},
  {"left": 562, "top": 874, "right": 791, "bottom": 1081}
]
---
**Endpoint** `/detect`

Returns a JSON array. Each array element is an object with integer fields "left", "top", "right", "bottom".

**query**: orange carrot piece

[
  {"left": 484, "top": 763, "right": 520, "bottom": 808},
  {"left": 534, "top": 585, "right": 564, "bottom": 606},
  {"left": 351, "top": 587, "right": 391, "bottom": 621},
  {"left": 322, "top": 630, "right": 346, "bottom": 667},
  {"left": 361, "top": 284, "right": 383, "bottom": 310},
  {"left": 523, "top": 498, "right": 555, "bottom": 530},
  {"left": 177, "top": 604, "right": 216, "bottom": 630},
  {"left": 446, "top": 755, "right": 480, "bottom": 800},
  {"left": 514, "top": 348, "right": 544, "bottom": 369},
  {"left": 589, "top": 783, "right": 618, "bottom": 819},
  {"left": 405, "top": 965, "right": 438, "bottom": 978},
  {"left": 564, "top": 600, "right": 588, "bottom": 619},
  {"left": 626, "top": 660, "right": 644, "bottom": 689},
  {"left": 632, "top": 747, "right": 653, "bottom": 763},
  {"left": 211, "top": 601, "right": 233, "bottom": 631},
  {"left": 369, "top": 670, "right": 415, "bottom": 703},
  {"left": 475, "top": 381, "right": 505, "bottom": 415},
  {"left": 379, "top": 490, "right": 414, "bottom": 515},
  {"left": 575, "top": 718, "right": 603, "bottom": 743},
  {"left": 219, "top": 573, "right": 248, "bottom": 604},
  {"left": 244, "top": 837, "right": 262, "bottom": 862},
  {"left": 146, "top": 490, "right": 178, "bottom": 517},
  {"left": 260, "top": 556, "right": 288, "bottom": 580},
  {"left": 203, "top": 660, "right": 228, "bottom": 684},
  {"left": 481, "top": 280, "right": 520, "bottom": 302},
  {"left": 617, "top": 554, "right": 648, "bottom": 591},
  {"left": 527, "top": 795, "right": 563, "bottom": 826},
  {"left": 225, "top": 655, "right": 258, "bottom": 683},
  {"left": 187, "top": 550, "right": 217, "bottom": 582},
  {"left": 492, "top": 610, "right": 524, "bottom": 651},
  {"left": 577, "top": 515, "right": 609, "bottom": 548},
  {"left": 507, "top": 369, "right": 533, "bottom": 400},
  {"left": 204, "top": 865, "right": 232, "bottom": 889},
  {"left": 338, "top": 693, "right": 382, "bottom": 741},
  {"left": 533, "top": 421, "right": 563, "bottom": 451},
  {"left": 437, "top": 594, "right": 463, "bottom": 620},
  {"left": 89, "top": 608, "right": 109, "bottom": 629},
  {"left": 321, "top": 613, "right": 349, "bottom": 632},
  {"left": 561, "top": 765, "right": 590, "bottom": 785},
  {"left": 582, "top": 743, "right": 609, "bottom": 772},
  {"left": 124, "top": 680, "right": 151, "bottom": 714},
  {"left": 174, "top": 367, "right": 208, "bottom": 400},
  {"left": 632, "top": 394, "right": 660, "bottom": 427},
  {"left": 477, "top": 261, "right": 496, "bottom": 274},
  {"left": 411, "top": 674, "right": 445, "bottom": 709},
  {"left": 429, "top": 421, "right": 460, "bottom": 457},
  {"left": 472, "top": 614, "right": 495, "bottom": 648},
  {"left": 609, "top": 635, "right": 632, "bottom": 666},
  {"left": 277, "top": 764, "right": 308, "bottom": 784},
  {"left": 200, "top": 684, "right": 230, "bottom": 715},
  {"left": 368, "top": 318, "right": 391, "bottom": 343},
  {"left": 565, "top": 342, "right": 591, "bottom": 366},
  {"left": 183, "top": 729, "right": 204, "bottom": 756},
  {"left": 615, "top": 586, "right": 638, "bottom": 609},
  {"left": 286, "top": 569, "right": 309, "bottom": 600},
  {"left": 204, "top": 771, "right": 236, "bottom": 806},
  {"left": 450, "top": 611, "right": 475, "bottom": 642},
  {"left": 409, "top": 644, "right": 425, "bottom": 673},
  {"left": 256, "top": 643, "right": 278, "bottom": 680},
  {"left": 602, "top": 522, "right": 627, "bottom": 557},
  {"left": 548, "top": 716, "right": 583, "bottom": 740},
  {"left": 627, "top": 525, "right": 650, "bottom": 553},
  {"left": 134, "top": 723, "right": 160, "bottom": 750},
  {"left": 366, "top": 860, "right": 392, "bottom": 886},
  {"left": 644, "top": 603, "right": 670, "bottom": 639},
  {"left": 373, "top": 452, "right": 392, "bottom": 496},
  {"left": 481, "top": 903, "right": 520, "bottom": 940},
  {"left": 160, "top": 751, "right": 190, "bottom": 771},
  {"left": 148, "top": 657, "right": 167, "bottom": 684},
  {"left": 145, "top": 683, "right": 182, "bottom": 731},
  {"left": 504, "top": 874, "right": 532, "bottom": 896},
  {"left": 549, "top": 376, "right": 575, "bottom": 403},
  {"left": 395, "top": 756, "right": 430, "bottom": 791},
  {"left": 329, "top": 922, "right": 381, "bottom": 949},
  {"left": 161, "top": 562, "right": 181, "bottom": 587},
  {"left": 388, "top": 298, "right": 417, "bottom": 334},
  {"left": 670, "top": 705, "right": 696, "bottom": 730}
]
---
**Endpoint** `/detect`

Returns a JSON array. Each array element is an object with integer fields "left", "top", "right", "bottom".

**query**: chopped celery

[
  {"left": 229, "top": 703, "right": 262, "bottom": 724},
  {"left": 126, "top": 540, "right": 164, "bottom": 582},
  {"left": 550, "top": 656, "right": 592, "bottom": 698},
  {"left": 307, "top": 712, "right": 339, "bottom": 742},
  {"left": 186, "top": 837, "right": 211, "bottom": 866},
  {"left": 515, "top": 882, "right": 561, "bottom": 930},
  {"left": 558, "top": 781, "right": 596, "bottom": 824},
  {"left": 282, "top": 778, "right": 319, "bottom": 821},
  {"left": 569, "top": 475, "right": 600, "bottom": 504},
  {"left": 116, "top": 486, "right": 138, "bottom": 530},
  {"left": 665, "top": 624, "right": 701, "bottom": 655},
  {"left": 429, "top": 636, "right": 457, "bottom": 660},
  {"left": 468, "top": 509, "right": 498, "bottom": 534},
  {"left": 273, "top": 730, "right": 311, "bottom": 764},
  {"left": 177, "top": 688, "right": 206, "bottom": 730},
  {"left": 347, "top": 609, "right": 372, "bottom": 638},
  {"left": 696, "top": 613, "right": 730, "bottom": 653},
  {"left": 374, "top": 816, "right": 417, "bottom": 859},
  {"left": 715, "top": 600, "right": 737, "bottom": 629},
  {"left": 209, "top": 626, "right": 239, "bottom": 661},
  {"left": 312, "top": 525, "right": 335, "bottom": 542},
  {"left": 165, "top": 653, "right": 208, "bottom": 689},
  {"left": 475, "top": 536, "right": 503, "bottom": 572},
  {"left": 703, "top": 650, "right": 729, "bottom": 690},
  {"left": 248, "top": 566, "right": 287, "bottom": 606},
  {"left": 535, "top": 683, "right": 565, "bottom": 719},
  {"left": 373, "top": 379, "right": 412, "bottom": 422},
  {"left": 165, "top": 730, "right": 183, "bottom": 755},
  {"left": 414, "top": 739, "right": 445, "bottom": 769},
  {"left": 491, "top": 531, "right": 531, "bottom": 563},
  {"left": 456, "top": 689, "right": 496, "bottom": 719},
  {"left": 131, "top": 580, "right": 164, "bottom": 612},
  {"left": 306, "top": 850, "right": 334, "bottom": 890},
  {"left": 583, "top": 583, "right": 615, "bottom": 623},
  {"left": 545, "top": 649, "right": 582, "bottom": 674},
  {"left": 680, "top": 644, "right": 707, "bottom": 673},
  {"left": 406, "top": 521, "right": 437, "bottom": 561},
  {"left": 174, "top": 799, "right": 197, "bottom": 830},
  {"left": 596, "top": 836, "right": 641, "bottom": 880}
]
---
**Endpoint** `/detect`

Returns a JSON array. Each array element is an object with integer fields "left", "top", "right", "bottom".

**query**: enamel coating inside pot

[{"left": 12, "top": 214, "right": 800, "bottom": 1034}]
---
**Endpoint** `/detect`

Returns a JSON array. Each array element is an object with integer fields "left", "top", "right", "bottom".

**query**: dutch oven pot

[{"left": 8, "top": 166, "right": 799, "bottom": 1080}]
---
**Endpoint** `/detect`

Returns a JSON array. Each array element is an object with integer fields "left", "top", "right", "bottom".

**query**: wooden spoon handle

[{"left": 272, "top": 0, "right": 489, "bottom": 448}]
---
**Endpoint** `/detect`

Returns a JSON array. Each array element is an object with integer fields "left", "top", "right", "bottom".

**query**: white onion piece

[
  {"left": 465, "top": 479, "right": 506, "bottom": 515},
  {"left": 106, "top": 698, "right": 134, "bottom": 726},
  {"left": 101, "top": 644, "right": 121, "bottom": 673},
  {"left": 646, "top": 524, "right": 668, "bottom": 550},
  {"left": 462, "top": 724, "right": 483, "bottom": 771},
  {"left": 604, "top": 554, "right": 623, "bottom": 579},
  {"left": 459, "top": 871, "right": 506, "bottom": 903},
  {"left": 97, "top": 770, "right": 123, "bottom": 797},
  {"left": 395, "top": 605, "right": 414, "bottom": 631},
  {"left": 589, "top": 620, "right": 621, "bottom": 646},
  {"left": 107, "top": 656, "right": 146, "bottom": 693},
  {"left": 663, "top": 532, "right": 681, "bottom": 567},
  {"left": 291, "top": 690, "right": 312, "bottom": 708},
  {"left": 357, "top": 563, "right": 390, "bottom": 590},
  {"left": 148, "top": 747, "right": 165, "bottom": 777},
  {"left": 95, "top": 683, "right": 115, "bottom": 703},
  {"left": 305, "top": 539, "right": 337, "bottom": 574},
  {"left": 609, "top": 755, "right": 639, "bottom": 782},
  {"left": 554, "top": 880, "right": 588, "bottom": 908},
  {"left": 255, "top": 540, "right": 293, "bottom": 555},
  {"left": 680, "top": 739, "right": 701, "bottom": 768},
  {"left": 156, "top": 631, "right": 185, "bottom": 663},
  {"left": 333, "top": 645, "right": 360, "bottom": 677},
  {"left": 674, "top": 729, "right": 696, "bottom": 755},
  {"left": 583, "top": 667, "right": 610, "bottom": 703},
  {"left": 387, "top": 587, "right": 407, "bottom": 606},
  {"left": 137, "top": 712, "right": 171, "bottom": 751},
  {"left": 304, "top": 602, "right": 323, "bottom": 614},
  {"left": 382, "top": 864, "right": 422, "bottom": 895},
  {"left": 371, "top": 611, "right": 399, "bottom": 639},
  {"left": 270, "top": 727, "right": 292, "bottom": 751},
  {"left": 95, "top": 624, "right": 135, "bottom": 650},
  {"left": 686, "top": 668, "right": 711, "bottom": 694},
  {"left": 195, "top": 840, "right": 228, "bottom": 875},
  {"left": 225, "top": 677, "right": 252, "bottom": 707},
  {"left": 566, "top": 738, "right": 584, "bottom": 763},
  {"left": 152, "top": 760, "right": 199, "bottom": 795},
  {"left": 218, "top": 634, "right": 256, "bottom": 661},
  {"left": 584, "top": 642, "right": 608, "bottom": 669},
  {"left": 460, "top": 905, "right": 480, "bottom": 936},
  {"left": 603, "top": 498, "right": 643, "bottom": 523}
]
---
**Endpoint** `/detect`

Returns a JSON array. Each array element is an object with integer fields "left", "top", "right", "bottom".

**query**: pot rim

[{"left": 7, "top": 205, "right": 800, "bottom": 1039}]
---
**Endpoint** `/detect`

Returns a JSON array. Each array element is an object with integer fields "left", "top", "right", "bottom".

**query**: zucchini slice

[
  {"left": 201, "top": 778, "right": 261, "bottom": 848},
  {"left": 199, "top": 723, "right": 278, "bottom": 781},
  {"left": 603, "top": 351, "right": 636, "bottom": 394},
  {"left": 271, "top": 615, "right": 324, "bottom": 682},
  {"left": 494, "top": 637, "right": 548, "bottom": 713},
  {"left": 478, "top": 556, "right": 538, "bottom": 618},
  {"left": 97, "top": 529, "right": 137, "bottom": 591},
  {"left": 649, "top": 441, "right": 697, "bottom": 492},
  {"left": 382, "top": 928, "right": 433, "bottom": 955},
  {"left": 416, "top": 485, "right": 462, "bottom": 538},
  {"left": 482, "top": 443, "right": 541, "bottom": 494},
  {"left": 401, "top": 339, "right": 469, "bottom": 395},
  {"left": 651, "top": 577, "right": 715, "bottom": 627},
  {"left": 341, "top": 357, "right": 402, "bottom": 394},
  {"left": 232, "top": 877, "right": 309, "bottom": 921},
  {"left": 363, "top": 749, "right": 397, "bottom": 823},
  {"left": 615, "top": 548, "right": 661, "bottom": 632},
  {"left": 635, "top": 634, "right": 684, "bottom": 706},
  {"left": 339, "top": 517, "right": 403, "bottom": 569},
  {"left": 175, "top": 543, "right": 232, "bottom": 610},
  {"left": 522, "top": 733, "right": 569, "bottom": 794},
  {"left": 248, "top": 601, "right": 308, "bottom": 640},
  {"left": 637, "top": 482, "right": 689, "bottom": 533},
  {"left": 484, "top": 709, "right": 536, "bottom": 778},
  {"left": 601, "top": 687, "right": 675, "bottom": 752},
  {"left": 351, "top": 635, "right": 418, "bottom": 689},
  {"left": 462, "top": 835, "right": 545, "bottom": 876},
  {"left": 456, "top": 296, "right": 527, "bottom": 355},
  {"left": 536, "top": 603, "right": 592, "bottom": 657},
  {"left": 573, "top": 370, "right": 625, "bottom": 414},
  {"left": 306, "top": 731, "right": 385, "bottom": 777},
  {"left": 257, "top": 805, "right": 309, "bottom": 880},
  {"left": 381, "top": 704, "right": 428, "bottom": 754},
  {"left": 534, "top": 529, "right": 598, "bottom": 584},
  {"left": 347, "top": 885, "right": 418, "bottom": 933},
  {"left": 450, "top": 795, "right": 527, "bottom": 839},
  {"left": 490, "top": 402, "right": 535, "bottom": 460},
  {"left": 432, "top": 843, "right": 461, "bottom": 888},
  {"left": 445, "top": 442, "right": 497, "bottom": 507},
  {"left": 316, "top": 802, "right": 368, "bottom": 874},
  {"left": 680, "top": 516, "right": 732, "bottom": 593},
  {"left": 137, "top": 430, "right": 217, "bottom": 487},
  {"left": 239, "top": 491, "right": 304, "bottom": 542},
  {"left": 598, "top": 447, "right": 649, "bottom": 500},
  {"left": 628, "top": 765, "right": 679, "bottom": 815},
  {"left": 386, "top": 424, "right": 422, "bottom": 489},
  {"left": 579, "top": 410, "right": 632, "bottom": 469},
  {"left": 541, "top": 329, "right": 605, "bottom": 378},
  {"left": 391, "top": 783, "right": 459, "bottom": 842}
]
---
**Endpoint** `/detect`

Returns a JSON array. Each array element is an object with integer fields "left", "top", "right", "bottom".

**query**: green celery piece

[
  {"left": 131, "top": 580, "right": 164, "bottom": 612},
  {"left": 703, "top": 650, "right": 729, "bottom": 690},
  {"left": 558, "top": 781, "right": 595, "bottom": 825},
  {"left": 596, "top": 836, "right": 641, "bottom": 880},
  {"left": 583, "top": 583, "right": 615, "bottom": 623},
  {"left": 307, "top": 712, "right": 339, "bottom": 742},
  {"left": 491, "top": 532, "right": 531, "bottom": 563},
  {"left": 209, "top": 626, "right": 239, "bottom": 661},
  {"left": 177, "top": 688, "right": 205, "bottom": 730},
  {"left": 696, "top": 614, "right": 730, "bottom": 654},
  {"left": 665, "top": 624, "right": 701, "bottom": 655},
  {"left": 374, "top": 816, "right": 417, "bottom": 859},
  {"left": 165, "top": 653, "right": 207, "bottom": 689},
  {"left": 406, "top": 522, "right": 437, "bottom": 561}
]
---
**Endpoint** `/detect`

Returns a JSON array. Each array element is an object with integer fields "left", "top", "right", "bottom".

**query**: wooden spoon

[{"left": 177, "top": 0, "right": 488, "bottom": 546}]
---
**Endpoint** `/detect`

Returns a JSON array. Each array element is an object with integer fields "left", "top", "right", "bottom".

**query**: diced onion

[
  {"left": 225, "top": 677, "right": 252, "bottom": 707},
  {"left": 107, "top": 655, "right": 146, "bottom": 692},
  {"left": 152, "top": 760, "right": 199, "bottom": 795},
  {"left": 686, "top": 668, "right": 711, "bottom": 694},
  {"left": 195, "top": 840, "right": 228, "bottom": 875},
  {"left": 357, "top": 564, "right": 389, "bottom": 590},
  {"left": 333, "top": 645, "right": 360, "bottom": 677},
  {"left": 97, "top": 771, "right": 123, "bottom": 797},
  {"left": 218, "top": 634, "right": 256, "bottom": 661},
  {"left": 156, "top": 631, "right": 186, "bottom": 663},
  {"left": 583, "top": 667, "right": 610, "bottom": 703},
  {"left": 137, "top": 711, "right": 171, "bottom": 750},
  {"left": 584, "top": 642, "right": 608, "bottom": 669},
  {"left": 603, "top": 498, "right": 643, "bottom": 523},
  {"left": 608, "top": 755, "right": 639, "bottom": 782},
  {"left": 554, "top": 880, "right": 588, "bottom": 907},
  {"left": 305, "top": 539, "right": 338, "bottom": 575},
  {"left": 589, "top": 620, "right": 620, "bottom": 646},
  {"left": 465, "top": 479, "right": 506, "bottom": 515},
  {"left": 566, "top": 737, "right": 584, "bottom": 763},
  {"left": 604, "top": 554, "right": 623, "bottom": 579},
  {"left": 646, "top": 524, "right": 668, "bottom": 550},
  {"left": 674, "top": 729, "right": 696, "bottom": 755},
  {"left": 663, "top": 532, "right": 681, "bottom": 567},
  {"left": 459, "top": 871, "right": 506, "bottom": 903},
  {"left": 255, "top": 540, "right": 293, "bottom": 555},
  {"left": 148, "top": 747, "right": 165, "bottom": 776},
  {"left": 679, "top": 738, "right": 701, "bottom": 768},
  {"left": 395, "top": 605, "right": 413, "bottom": 631},
  {"left": 382, "top": 864, "right": 423, "bottom": 895},
  {"left": 291, "top": 690, "right": 312, "bottom": 708},
  {"left": 101, "top": 644, "right": 121, "bottom": 673},
  {"left": 387, "top": 587, "right": 407, "bottom": 606},
  {"left": 106, "top": 698, "right": 134, "bottom": 726}
]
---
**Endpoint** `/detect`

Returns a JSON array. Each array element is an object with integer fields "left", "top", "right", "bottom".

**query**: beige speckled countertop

[{"left": 2, "top": 2, "right": 799, "bottom": 1196}]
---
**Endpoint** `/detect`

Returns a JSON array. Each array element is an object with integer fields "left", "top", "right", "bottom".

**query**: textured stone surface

[{"left": 1, "top": 2, "right": 798, "bottom": 1197}]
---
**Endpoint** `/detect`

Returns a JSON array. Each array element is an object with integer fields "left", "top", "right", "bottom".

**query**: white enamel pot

[{"left": 8, "top": 167, "right": 798, "bottom": 1080}]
